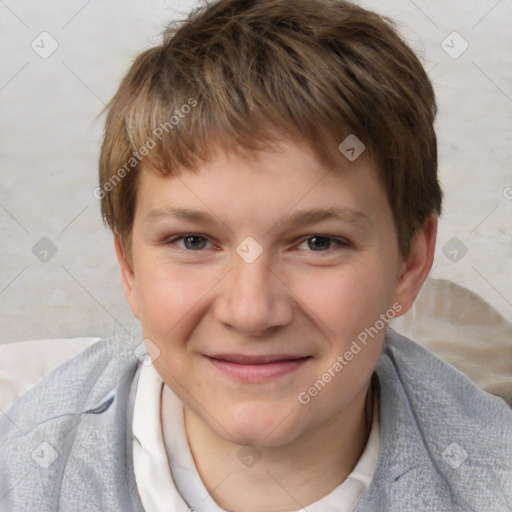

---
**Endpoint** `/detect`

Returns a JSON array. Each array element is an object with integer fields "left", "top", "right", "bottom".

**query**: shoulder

[
  {"left": 363, "top": 328, "right": 512, "bottom": 511},
  {"left": 378, "top": 327, "right": 511, "bottom": 418},
  {"left": 1, "top": 334, "right": 141, "bottom": 427},
  {"left": 0, "top": 334, "right": 144, "bottom": 511}
]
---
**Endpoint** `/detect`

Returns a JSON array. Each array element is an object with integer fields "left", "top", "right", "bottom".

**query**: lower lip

[{"left": 206, "top": 356, "right": 311, "bottom": 382}]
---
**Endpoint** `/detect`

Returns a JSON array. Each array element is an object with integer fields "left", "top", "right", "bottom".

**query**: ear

[
  {"left": 114, "top": 233, "right": 140, "bottom": 319},
  {"left": 392, "top": 213, "right": 438, "bottom": 316}
]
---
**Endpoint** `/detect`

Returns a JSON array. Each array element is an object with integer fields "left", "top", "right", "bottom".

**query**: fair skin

[{"left": 115, "top": 137, "right": 437, "bottom": 512}]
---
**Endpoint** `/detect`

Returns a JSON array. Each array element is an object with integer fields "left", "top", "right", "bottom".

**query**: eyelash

[{"left": 163, "top": 234, "right": 352, "bottom": 253}]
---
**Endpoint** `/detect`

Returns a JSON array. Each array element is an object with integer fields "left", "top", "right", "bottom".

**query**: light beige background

[{"left": 0, "top": 0, "right": 511, "bottom": 343}]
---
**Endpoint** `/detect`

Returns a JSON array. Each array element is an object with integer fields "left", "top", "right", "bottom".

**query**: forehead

[{"left": 134, "top": 138, "right": 388, "bottom": 230}]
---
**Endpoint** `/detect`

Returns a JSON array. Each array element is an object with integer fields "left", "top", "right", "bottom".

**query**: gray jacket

[{"left": 1, "top": 328, "right": 511, "bottom": 511}]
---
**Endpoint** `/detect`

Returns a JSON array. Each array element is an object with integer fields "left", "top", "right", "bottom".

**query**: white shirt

[{"left": 132, "top": 363, "right": 380, "bottom": 512}]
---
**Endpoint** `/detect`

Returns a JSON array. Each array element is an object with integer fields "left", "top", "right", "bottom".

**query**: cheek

[
  {"left": 295, "top": 265, "right": 389, "bottom": 416},
  {"left": 291, "top": 260, "right": 395, "bottom": 340},
  {"left": 134, "top": 255, "right": 213, "bottom": 339}
]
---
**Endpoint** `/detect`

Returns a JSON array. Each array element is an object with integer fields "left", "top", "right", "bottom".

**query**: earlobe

[
  {"left": 392, "top": 214, "right": 438, "bottom": 316},
  {"left": 114, "top": 233, "right": 140, "bottom": 319}
]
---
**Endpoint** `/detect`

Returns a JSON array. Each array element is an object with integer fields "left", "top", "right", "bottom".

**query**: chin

[{"left": 216, "top": 402, "right": 309, "bottom": 448}]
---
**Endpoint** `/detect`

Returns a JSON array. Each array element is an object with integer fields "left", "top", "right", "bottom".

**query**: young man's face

[{"left": 117, "top": 137, "right": 432, "bottom": 447}]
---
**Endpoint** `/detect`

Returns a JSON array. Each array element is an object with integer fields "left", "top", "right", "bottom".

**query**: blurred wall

[{"left": 0, "top": 0, "right": 511, "bottom": 342}]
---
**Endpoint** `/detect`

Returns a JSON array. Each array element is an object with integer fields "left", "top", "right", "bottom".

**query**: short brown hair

[{"left": 98, "top": 0, "right": 442, "bottom": 259}]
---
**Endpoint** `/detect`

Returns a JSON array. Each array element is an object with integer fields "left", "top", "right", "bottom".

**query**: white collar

[{"left": 133, "top": 363, "right": 380, "bottom": 512}]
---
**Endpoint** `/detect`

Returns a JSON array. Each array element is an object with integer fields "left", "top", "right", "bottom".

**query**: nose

[{"left": 214, "top": 252, "right": 294, "bottom": 337}]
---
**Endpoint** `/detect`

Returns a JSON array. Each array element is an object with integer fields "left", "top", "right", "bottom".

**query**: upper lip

[{"left": 207, "top": 354, "right": 311, "bottom": 365}]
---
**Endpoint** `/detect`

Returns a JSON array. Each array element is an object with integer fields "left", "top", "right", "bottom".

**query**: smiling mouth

[
  {"left": 205, "top": 354, "right": 312, "bottom": 382},
  {"left": 208, "top": 354, "right": 311, "bottom": 364}
]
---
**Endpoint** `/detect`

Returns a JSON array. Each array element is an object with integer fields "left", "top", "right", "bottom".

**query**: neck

[{"left": 182, "top": 379, "right": 375, "bottom": 512}]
